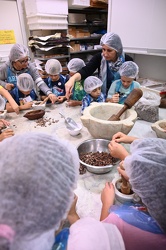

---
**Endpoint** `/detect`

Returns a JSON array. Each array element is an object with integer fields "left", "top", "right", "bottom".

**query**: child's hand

[
  {"left": 101, "top": 182, "right": 115, "bottom": 207},
  {"left": 57, "top": 96, "right": 66, "bottom": 103},
  {"left": 0, "top": 129, "right": 14, "bottom": 141},
  {"left": 112, "top": 132, "right": 129, "bottom": 143},
  {"left": 117, "top": 161, "right": 129, "bottom": 181},
  {"left": 0, "top": 119, "right": 10, "bottom": 129},
  {"left": 20, "top": 102, "right": 33, "bottom": 110},
  {"left": 108, "top": 140, "right": 129, "bottom": 160},
  {"left": 112, "top": 93, "right": 119, "bottom": 103},
  {"left": 67, "top": 194, "right": 80, "bottom": 225}
]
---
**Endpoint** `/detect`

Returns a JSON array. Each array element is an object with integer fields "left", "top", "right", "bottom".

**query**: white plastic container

[
  {"left": 24, "top": 0, "right": 68, "bottom": 16},
  {"left": 68, "top": 0, "right": 90, "bottom": 8},
  {"left": 27, "top": 14, "right": 68, "bottom": 30}
]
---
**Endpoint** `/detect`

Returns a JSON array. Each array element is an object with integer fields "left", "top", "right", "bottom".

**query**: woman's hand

[
  {"left": 108, "top": 140, "right": 129, "bottom": 160},
  {"left": 5, "top": 83, "right": 14, "bottom": 91},
  {"left": 48, "top": 93, "right": 57, "bottom": 104},
  {"left": 20, "top": 102, "right": 33, "bottom": 110},
  {"left": 0, "top": 129, "right": 14, "bottom": 141},
  {"left": 112, "top": 132, "right": 138, "bottom": 143},
  {"left": 65, "top": 73, "right": 81, "bottom": 100}
]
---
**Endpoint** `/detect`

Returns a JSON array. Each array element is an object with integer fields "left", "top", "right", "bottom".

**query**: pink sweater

[{"left": 103, "top": 213, "right": 166, "bottom": 250}]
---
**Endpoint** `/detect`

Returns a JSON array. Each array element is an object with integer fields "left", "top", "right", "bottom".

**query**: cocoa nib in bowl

[{"left": 77, "top": 139, "right": 119, "bottom": 174}]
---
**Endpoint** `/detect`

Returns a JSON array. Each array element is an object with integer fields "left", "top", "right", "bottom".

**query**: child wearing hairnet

[
  {"left": 81, "top": 76, "right": 106, "bottom": 114},
  {"left": 6, "top": 73, "right": 38, "bottom": 112},
  {"left": 99, "top": 132, "right": 166, "bottom": 250},
  {"left": 66, "top": 58, "right": 86, "bottom": 107},
  {"left": 0, "top": 132, "right": 125, "bottom": 250},
  {"left": 40, "top": 59, "right": 67, "bottom": 103},
  {"left": 107, "top": 61, "right": 140, "bottom": 104}
]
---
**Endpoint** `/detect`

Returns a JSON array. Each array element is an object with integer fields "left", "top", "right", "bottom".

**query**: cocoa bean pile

[
  {"left": 34, "top": 117, "right": 59, "bottom": 128},
  {"left": 80, "top": 151, "right": 114, "bottom": 166}
]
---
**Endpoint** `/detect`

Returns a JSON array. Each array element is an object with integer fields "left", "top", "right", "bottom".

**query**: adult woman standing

[
  {"left": 65, "top": 32, "right": 133, "bottom": 99},
  {"left": 0, "top": 44, "right": 57, "bottom": 103}
]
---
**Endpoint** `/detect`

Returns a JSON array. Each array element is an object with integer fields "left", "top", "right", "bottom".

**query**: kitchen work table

[{"left": 4, "top": 102, "right": 165, "bottom": 220}]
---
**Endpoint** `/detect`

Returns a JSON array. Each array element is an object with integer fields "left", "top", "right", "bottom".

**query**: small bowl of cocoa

[
  {"left": 77, "top": 139, "right": 119, "bottom": 174},
  {"left": 32, "top": 101, "right": 46, "bottom": 110}
]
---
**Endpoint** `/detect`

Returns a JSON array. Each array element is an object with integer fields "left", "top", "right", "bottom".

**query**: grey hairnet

[
  {"left": 67, "top": 58, "right": 85, "bottom": 73},
  {"left": 124, "top": 138, "right": 166, "bottom": 233},
  {"left": 119, "top": 61, "right": 139, "bottom": 78},
  {"left": 0, "top": 95, "right": 6, "bottom": 110},
  {"left": 0, "top": 132, "right": 79, "bottom": 250},
  {"left": 17, "top": 73, "right": 35, "bottom": 91},
  {"left": 9, "top": 43, "right": 29, "bottom": 62},
  {"left": 84, "top": 76, "right": 103, "bottom": 94},
  {"left": 45, "top": 59, "right": 62, "bottom": 75},
  {"left": 100, "top": 32, "right": 123, "bottom": 56}
]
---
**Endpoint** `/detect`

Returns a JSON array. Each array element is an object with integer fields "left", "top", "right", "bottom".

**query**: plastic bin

[
  {"left": 27, "top": 14, "right": 68, "bottom": 30},
  {"left": 68, "top": 0, "right": 90, "bottom": 8},
  {"left": 24, "top": 0, "right": 68, "bottom": 16}
]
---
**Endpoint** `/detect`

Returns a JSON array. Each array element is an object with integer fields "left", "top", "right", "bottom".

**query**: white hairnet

[
  {"left": 119, "top": 61, "right": 139, "bottom": 78},
  {"left": 45, "top": 59, "right": 62, "bottom": 75},
  {"left": 17, "top": 73, "right": 35, "bottom": 91},
  {"left": 0, "top": 95, "right": 6, "bottom": 110},
  {"left": 100, "top": 32, "right": 123, "bottom": 56},
  {"left": 9, "top": 43, "right": 29, "bottom": 62},
  {"left": 124, "top": 138, "right": 166, "bottom": 233},
  {"left": 84, "top": 76, "right": 103, "bottom": 94},
  {"left": 67, "top": 58, "right": 85, "bottom": 73},
  {"left": 0, "top": 132, "right": 79, "bottom": 250}
]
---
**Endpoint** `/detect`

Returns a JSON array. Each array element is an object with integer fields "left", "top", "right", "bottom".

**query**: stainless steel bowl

[{"left": 77, "top": 139, "right": 115, "bottom": 174}]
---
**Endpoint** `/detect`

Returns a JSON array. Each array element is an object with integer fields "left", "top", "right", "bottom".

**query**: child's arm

[
  {"left": 6, "top": 102, "right": 33, "bottom": 113},
  {"left": 100, "top": 182, "right": 115, "bottom": 221},
  {"left": 67, "top": 195, "right": 80, "bottom": 225},
  {"left": 0, "top": 87, "right": 19, "bottom": 114}
]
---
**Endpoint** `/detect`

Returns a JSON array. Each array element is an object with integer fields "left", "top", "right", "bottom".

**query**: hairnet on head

[
  {"left": 124, "top": 138, "right": 166, "bottom": 233},
  {"left": 84, "top": 76, "right": 103, "bottom": 94},
  {"left": 45, "top": 59, "right": 62, "bottom": 75},
  {"left": 0, "top": 132, "right": 79, "bottom": 249},
  {"left": 9, "top": 43, "right": 29, "bottom": 62},
  {"left": 100, "top": 32, "right": 123, "bottom": 56},
  {"left": 119, "top": 61, "right": 139, "bottom": 78},
  {"left": 0, "top": 95, "right": 6, "bottom": 110},
  {"left": 17, "top": 73, "right": 34, "bottom": 92},
  {"left": 67, "top": 58, "right": 85, "bottom": 73}
]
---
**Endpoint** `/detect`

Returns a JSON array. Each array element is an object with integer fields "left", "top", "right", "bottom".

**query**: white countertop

[{"left": 5, "top": 103, "right": 166, "bottom": 220}]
